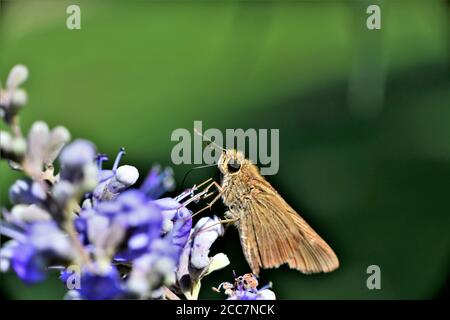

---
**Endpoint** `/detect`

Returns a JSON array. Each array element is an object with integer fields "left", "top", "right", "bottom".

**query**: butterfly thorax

[{"left": 220, "top": 162, "right": 259, "bottom": 213}]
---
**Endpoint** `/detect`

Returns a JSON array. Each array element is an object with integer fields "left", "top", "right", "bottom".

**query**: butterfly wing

[
  {"left": 237, "top": 173, "right": 339, "bottom": 275},
  {"left": 235, "top": 209, "right": 263, "bottom": 275}
]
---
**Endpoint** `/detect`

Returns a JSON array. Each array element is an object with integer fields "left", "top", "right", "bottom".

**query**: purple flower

[
  {"left": 11, "top": 243, "right": 47, "bottom": 284},
  {"left": 59, "top": 139, "right": 96, "bottom": 168},
  {"left": 168, "top": 209, "right": 192, "bottom": 256},
  {"left": 59, "top": 139, "right": 97, "bottom": 187},
  {"left": 228, "top": 287, "right": 276, "bottom": 300},
  {"left": 127, "top": 238, "right": 179, "bottom": 295},
  {"left": 1, "top": 221, "right": 73, "bottom": 284},
  {"left": 9, "top": 179, "right": 47, "bottom": 205},
  {"left": 93, "top": 148, "right": 139, "bottom": 201},
  {"left": 153, "top": 197, "right": 192, "bottom": 243},
  {"left": 0, "top": 64, "right": 281, "bottom": 301},
  {"left": 112, "top": 190, "right": 162, "bottom": 231},
  {"left": 152, "top": 198, "right": 180, "bottom": 233},
  {"left": 190, "top": 216, "right": 224, "bottom": 270},
  {"left": 175, "top": 216, "right": 228, "bottom": 299},
  {"left": 0, "top": 240, "right": 19, "bottom": 272},
  {"left": 215, "top": 273, "right": 276, "bottom": 300},
  {"left": 78, "top": 190, "right": 163, "bottom": 262},
  {"left": 78, "top": 266, "right": 123, "bottom": 300},
  {"left": 140, "top": 165, "right": 175, "bottom": 199}
]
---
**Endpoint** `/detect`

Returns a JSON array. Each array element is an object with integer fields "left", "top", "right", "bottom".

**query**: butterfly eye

[{"left": 227, "top": 159, "right": 241, "bottom": 173}]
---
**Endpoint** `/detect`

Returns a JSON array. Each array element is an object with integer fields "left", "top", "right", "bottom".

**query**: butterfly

[{"left": 216, "top": 149, "right": 339, "bottom": 275}]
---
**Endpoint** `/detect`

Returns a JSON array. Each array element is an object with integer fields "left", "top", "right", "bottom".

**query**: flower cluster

[
  {"left": 0, "top": 65, "right": 276, "bottom": 300},
  {"left": 213, "top": 273, "right": 276, "bottom": 300}
]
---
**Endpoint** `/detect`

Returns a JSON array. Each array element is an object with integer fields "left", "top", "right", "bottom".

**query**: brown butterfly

[{"left": 213, "top": 149, "right": 339, "bottom": 275}]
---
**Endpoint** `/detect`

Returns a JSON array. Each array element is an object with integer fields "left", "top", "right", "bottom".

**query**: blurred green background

[{"left": 0, "top": 0, "right": 449, "bottom": 299}]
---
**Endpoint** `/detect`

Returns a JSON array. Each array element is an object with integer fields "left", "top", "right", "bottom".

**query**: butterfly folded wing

[
  {"left": 237, "top": 210, "right": 263, "bottom": 275},
  {"left": 241, "top": 182, "right": 339, "bottom": 275}
]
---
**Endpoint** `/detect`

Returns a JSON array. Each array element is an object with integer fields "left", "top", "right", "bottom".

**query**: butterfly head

[{"left": 218, "top": 149, "right": 246, "bottom": 175}]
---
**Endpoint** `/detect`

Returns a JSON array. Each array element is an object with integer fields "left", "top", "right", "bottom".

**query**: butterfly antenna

[{"left": 181, "top": 163, "right": 217, "bottom": 189}]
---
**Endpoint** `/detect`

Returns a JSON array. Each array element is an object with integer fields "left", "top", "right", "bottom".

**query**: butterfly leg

[
  {"left": 181, "top": 179, "right": 220, "bottom": 206},
  {"left": 202, "top": 180, "right": 223, "bottom": 198},
  {"left": 224, "top": 210, "right": 240, "bottom": 229},
  {"left": 194, "top": 216, "right": 240, "bottom": 236},
  {"left": 219, "top": 217, "right": 240, "bottom": 224},
  {"left": 190, "top": 181, "right": 224, "bottom": 218}
]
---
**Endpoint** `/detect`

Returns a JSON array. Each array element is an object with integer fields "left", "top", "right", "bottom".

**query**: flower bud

[
  {"left": 9, "top": 179, "right": 46, "bottom": 205},
  {"left": 59, "top": 140, "right": 97, "bottom": 186},
  {"left": 11, "top": 137, "right": 27, "bottom": 157},
  {"left": 6, "top": 65, "right": 29, "bottom": 89},
  {"left": 59, "top": 139, "right": 96, "bottom": 168},
  {"left": 0, "top": 131, "right": 13, "bottom": 152},
  {"left": 44, "top": 126, "right": 71, "bottom": 165},
  {"left": 52, "top": 180, "right": 75, "bottom": 206},
  {"left": 11, "top": 89, "right": 27, "bottom": 106},
  {"left": 106, "top": 165, "right": 139, "bottom": 194},
  {"left": 10, "top": 204, "right": 51, "bottom": 222},
  {"left": 27, "top": 121, "right": 50, "bottom": 169},
  {"left": 115, "top": 165, "right": 139, "bottom": 186}
]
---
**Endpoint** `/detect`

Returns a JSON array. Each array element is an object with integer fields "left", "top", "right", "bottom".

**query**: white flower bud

[
  {"left": 100, "top": 165, "right": 139, "bottom": 199},
  {"left": 81, "top": 198, "right": 93, "bottom": 209},
  {"left": 6, "top": 65, "right": 29, "bottom": 89},
  {"left": 27, "top": 121, "right": 50, "bottom": 168},
  {"left": 51, "top": 126, "right": 71, "bottom": 144},
  {"left": 128, "top": 233, "right": 149, "bottom": 250},
  {"left": 11, "top": 137, "right": 27, "bottom": 156},
  {"left": 10, "top": 204, "right": 51, "bottom": 222},
  {"left": 52, "top": 180, "right": 75, "bottom": 205},
  {"left": 0, "top": 131, "right": 13, "bottom": 152},
  {"left": 44, "top": 126, "right": 71, "bottom": 165},
  {"left": 116, "top": 165, "right": 139, "bottom": 186},
  {"left": 11, "top": 89, "right": 27, "bottom": 106}
]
